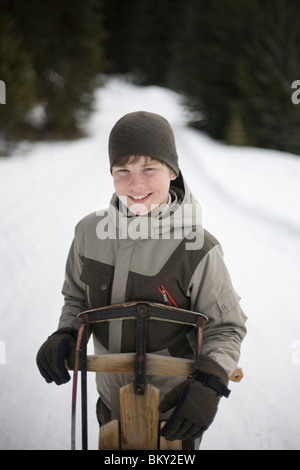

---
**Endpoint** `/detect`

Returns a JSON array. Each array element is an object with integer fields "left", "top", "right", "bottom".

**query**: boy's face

[{"left": 112, "top": 156, "right": 177, "bottom": 215}]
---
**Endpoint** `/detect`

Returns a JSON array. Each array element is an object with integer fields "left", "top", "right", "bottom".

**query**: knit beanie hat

[{"left": 108, "top": 111, "right": 179, "bottom": 176}]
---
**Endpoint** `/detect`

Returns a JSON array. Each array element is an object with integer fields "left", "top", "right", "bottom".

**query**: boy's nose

[{"left": 128, "top": 173, "right": 144, "bottom": 191}]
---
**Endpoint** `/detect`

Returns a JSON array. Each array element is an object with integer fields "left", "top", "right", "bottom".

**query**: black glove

[
  {"left": 36, "top": 328, "right": 78, "bottom": 385},
  {"left": 159, "top": 355, "right": 230, "bottom": 442}
]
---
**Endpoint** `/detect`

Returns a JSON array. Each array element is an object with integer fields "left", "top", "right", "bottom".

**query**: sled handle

[{"left": 83, "top": 352, "right": 243, "bottom": 382}]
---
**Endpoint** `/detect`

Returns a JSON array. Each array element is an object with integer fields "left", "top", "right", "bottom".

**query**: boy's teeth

[{"left": 130, "top": 194, "right": 149, "bottom": 200}]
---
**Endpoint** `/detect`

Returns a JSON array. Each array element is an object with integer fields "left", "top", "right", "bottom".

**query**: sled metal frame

[{"left": 71, "top": 301, "right": 243, "bottom": 450}]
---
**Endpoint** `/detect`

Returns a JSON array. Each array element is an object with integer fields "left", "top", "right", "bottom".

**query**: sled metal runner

[{"left": 71, "top": 301, "right": 243, "bottom": 450}]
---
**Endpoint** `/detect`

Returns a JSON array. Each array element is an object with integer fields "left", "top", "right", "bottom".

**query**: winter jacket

[{"left": 58, "top": 173, "right": 247, "bottom": 420}]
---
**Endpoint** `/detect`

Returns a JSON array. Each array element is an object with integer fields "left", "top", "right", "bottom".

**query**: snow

[{"left": 1, "top": 77, "right": 300, "bottom": 450}]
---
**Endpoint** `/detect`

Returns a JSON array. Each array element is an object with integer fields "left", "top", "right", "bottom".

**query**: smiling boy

[
  {"left": 37, "top": 111, "right": 247, "bottom": 449},
  {"left": 112, "top": 155, "right": 177, "bottom": 216}
]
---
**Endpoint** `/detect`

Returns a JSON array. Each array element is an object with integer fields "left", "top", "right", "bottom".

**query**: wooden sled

[
  {"left": 71, "top": 302, "right": 243, "bottom": 450},
  {"left": 99, "top": 383, "right": 182, "bottom": 450}
]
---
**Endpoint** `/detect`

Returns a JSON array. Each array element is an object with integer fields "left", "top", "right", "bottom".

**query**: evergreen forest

[{"left": 1, "top": 0, "right": 300, "bottom": 155}]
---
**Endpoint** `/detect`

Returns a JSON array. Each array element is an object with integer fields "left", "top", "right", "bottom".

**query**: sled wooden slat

[
  {"left": 229, "top": 367, "right": 243, "bottom": 382},
  {"left": 85, "top": 353, "right": 243, "bottom": 382},
  {"left": 120, "top": 383, "right": 160, "bottom": 450},
  {"left": 86, "top": 353, "right": 136, "bottom": 374},
  {"left": 99, "top": 420, "right": 120, "bottom": 450},
  {"left": 86, "top": 353, "right": 191, "bottom": 377}
]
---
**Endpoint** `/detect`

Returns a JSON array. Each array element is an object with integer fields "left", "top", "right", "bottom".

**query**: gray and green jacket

[{"left": 59, "top": 173, "right": 247, "bottom": 419}]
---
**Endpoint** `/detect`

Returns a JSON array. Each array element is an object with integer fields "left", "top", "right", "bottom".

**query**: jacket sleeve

[
  {"left": 188, "top": 244, "right": 247, "bottom": 376},
  {"left": 58, "top": 225, "right": 87, "bottom": 330}
]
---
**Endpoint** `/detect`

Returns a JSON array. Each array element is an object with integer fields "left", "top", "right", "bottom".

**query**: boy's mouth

[{"left": 128, "top": 193, "right": 152, "bottom": 202}]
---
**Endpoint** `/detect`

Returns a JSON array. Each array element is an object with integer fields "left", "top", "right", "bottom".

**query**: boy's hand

[
  {"left": 36, "top": 328, "right": 78, "bottom": 385},
  {"left": 159, "top": 356, "right": 230, "bottom": 442}
]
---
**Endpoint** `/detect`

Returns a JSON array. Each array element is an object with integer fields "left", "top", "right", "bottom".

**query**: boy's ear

[{"left": 170, "top": 172, "right": 177, "bottom": 181}]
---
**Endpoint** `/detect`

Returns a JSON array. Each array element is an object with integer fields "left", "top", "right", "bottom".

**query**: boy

[{"left": 37, "top": 111, "right": 247, "bottom": 449}]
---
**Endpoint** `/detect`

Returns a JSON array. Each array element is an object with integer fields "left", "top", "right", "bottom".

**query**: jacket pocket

[
  {"left": 80, "top": 266, "right": 112, "bottom": 309},
  {"left": 217, "top": 289, "right": 247, "bottom": 325},
  {"left": 217, "top": 289, "right": 240, "bottom": 314}
]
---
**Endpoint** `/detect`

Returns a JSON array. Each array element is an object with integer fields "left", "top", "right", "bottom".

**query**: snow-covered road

[{"left": 1, "top": 78, "right": 300, "bottom": 449}]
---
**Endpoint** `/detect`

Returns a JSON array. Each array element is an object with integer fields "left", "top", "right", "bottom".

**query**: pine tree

[
  {"left": 170, "top": 0, "right": 251, "bottom": 140},
  {"left": 170, "top": 0, "right": 300, "bottom": 155},
  {"left": 0, "top": 12, "right": 37, "bottom": 150},
  {"left": 238, "top": 0, "right": 300, "bottom": 154},
  {"left": 15, "top": 0, "right": 105, "bottom": 138},
  {"left": 1, "top": 0, "right": 105, "bottom": 145},
  {"left": 101, "top": 0, "right": 183, "bottom": 86},
  {"left": 128, "top": 0, "right": 183, "bottom": 85},
  {"left": 225, "top": 101, "right": 249, "bottom": 147},
  {"left": 101, "top": 0, "right": 138, "bottom": 75}
]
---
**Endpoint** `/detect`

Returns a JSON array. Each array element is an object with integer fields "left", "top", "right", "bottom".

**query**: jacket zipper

[{"left": 158, "top": 285, "right": 178, "bottom": 307}]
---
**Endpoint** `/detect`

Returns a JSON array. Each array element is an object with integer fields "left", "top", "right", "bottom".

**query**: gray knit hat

[{"left": 108, "top": 111, "right": 179, "bottom": 176}]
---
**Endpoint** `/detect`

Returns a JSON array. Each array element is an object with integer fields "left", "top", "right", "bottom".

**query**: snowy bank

[{"left": 0, "top": 78, "right": 300, "bottom": 450}]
